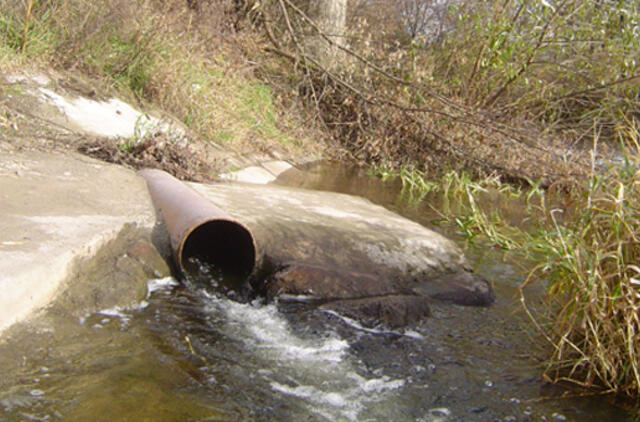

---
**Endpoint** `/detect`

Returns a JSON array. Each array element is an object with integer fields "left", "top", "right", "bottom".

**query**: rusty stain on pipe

[{"left": 139, "top": 169, "right": 256, "bottom": 280}]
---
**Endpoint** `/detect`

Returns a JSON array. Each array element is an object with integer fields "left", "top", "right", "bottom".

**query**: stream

[{"left": 0, "top": 163, "right": 633, "bottom": 421}]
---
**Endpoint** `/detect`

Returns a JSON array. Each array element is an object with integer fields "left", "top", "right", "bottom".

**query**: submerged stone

[
  {"left": 322, "top": 295, "right": 431, "bottom": 328},
  {"left": 416, "top": 270, "right": 495, "bottom": 306},
  {"left": 265, "top": 264, "right": 429, "bottom": 328},
  {"left": 264, "top": 263, "right": 493, "bottom": 327}
]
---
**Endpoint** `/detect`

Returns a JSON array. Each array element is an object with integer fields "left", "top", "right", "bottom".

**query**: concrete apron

[
  {"left": 0, "top": 151, "right": 298, "bottom": 335},
  {"left": 0, "top": 151, "right": 170, "bottom": 334}
]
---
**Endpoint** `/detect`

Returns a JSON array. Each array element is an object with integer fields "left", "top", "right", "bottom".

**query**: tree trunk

[{"left": 305, "top": 0, "right": 347, "bottom": 67}]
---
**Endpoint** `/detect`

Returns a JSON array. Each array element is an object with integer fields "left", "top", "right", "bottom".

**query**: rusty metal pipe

[{"left": 139, "top": 169, "right": 256, "bottom": 280}]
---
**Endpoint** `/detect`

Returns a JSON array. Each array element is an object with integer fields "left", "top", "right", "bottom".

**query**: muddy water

[{"left": 0, "top": 164, "right": 633, "bottom": 421}]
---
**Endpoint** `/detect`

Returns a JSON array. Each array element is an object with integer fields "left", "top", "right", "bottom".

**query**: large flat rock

[
  {"left": 190, "top": 181, "right": 469, "bottom": 280},
  {"left": 189, "top": 181, "right": 493, "bottom": 327},
  {"left": 0, "top": 151, "right": 160, "bottom": 332}
]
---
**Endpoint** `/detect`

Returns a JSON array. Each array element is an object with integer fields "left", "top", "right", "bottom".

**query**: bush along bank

[{"left": 252, "top": 0, "right": 639, "bottom": 185}]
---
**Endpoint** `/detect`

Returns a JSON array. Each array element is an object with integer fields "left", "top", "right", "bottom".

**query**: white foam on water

[
  {"left": 323, "top": 309, "right": 425, "bottom": 339},
  {"left": 95, "top": 305, "right": 132, "bottom": 326},
  {"left": 403, "top": 329, "right": 424, "bottom": 339},
  {"left": 358, "top": 376, "right": 406, "bottom": 394},
  {"left": 206, "top": 295, "right": 349, "bottom": 363},
  {"left": 91, "top": 299, "right": 150, "bottom": 328},
  {"left": 417, "top": 407, "right": 452, "bottom": 422},
  {"left": 270, "top": 382, "right": 359, "bottom": 421},
  {"left": 270, "top": 373, "right": 406, "bottom": 421},
  {"left": 146, "top": 276, "right": 179, "bottom": 297},
  {"left": 202, "top": 294, "right": 407, "bottom": 421},
  {"left": 270, "top": 383, "right": 348, "bottom": 407}
]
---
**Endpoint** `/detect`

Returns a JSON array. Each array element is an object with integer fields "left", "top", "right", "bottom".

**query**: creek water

[{"left": 0, "top": 163, "right": 633, "bottom": 421}]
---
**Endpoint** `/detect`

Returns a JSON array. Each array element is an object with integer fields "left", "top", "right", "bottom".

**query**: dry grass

[
  {"left": 0, "top": 0, "right": 323, "bottom": 158},
  {"left": 396, "top": 123, "right": 640, "bottom": 400},
  {"left": 77, "top": 133, "right": 219, "bottom": 182},
  {"left": 521, "top": 124, "right": 640, "bottom": 398}
]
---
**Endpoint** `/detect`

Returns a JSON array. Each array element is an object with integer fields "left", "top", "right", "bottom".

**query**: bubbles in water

[
  {"left": 201, "top": 293, "right": 407, "bottom": 421},
  {"left": 358, "top": 376, "right": 405, "bottom": 394},
  {"left": 403, "top": 329, "right": 424, "bottom": 339},
  {"left": 419, "top": 407, "right": 451, "bottom": 422},
  {"left": 270, "top": 383, "right": 348, "bottom": 408},
  {"left": 96, "top": 306, "right": 131, "bottom": 327},
  {"left": 323, "top": 310, "right": 424, "bottom": 339},
  {"left": 210, "top": 295, "right": 349, "bottom": 363},
  {"left": 0, "top": 395, "right": 40, "bottom": 412},
  {"left": 146, "top": 276, "right": 179, "bottom": 296}
]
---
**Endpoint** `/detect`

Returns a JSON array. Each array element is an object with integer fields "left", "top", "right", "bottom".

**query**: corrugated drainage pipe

[{"left": 139, "top": 169, "right": 256, "bottom": 280}]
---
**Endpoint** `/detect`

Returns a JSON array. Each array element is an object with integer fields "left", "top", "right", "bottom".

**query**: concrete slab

[
  {"left": 220, "top": 160, "right": 294, "bottom": 184},
  {"left": 5, "top": 71, "right": 172, "bottom": 139},
  {"left": 0, "top": 151, "right": 157, "bottom": 333},
  {"left": 189, "top": 181, "right": 469, "bottom": 279}
]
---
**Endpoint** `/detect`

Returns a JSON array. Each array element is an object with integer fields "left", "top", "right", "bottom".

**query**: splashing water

[{"left": 201, "top": 291, "right": 407, "bottom": 421}]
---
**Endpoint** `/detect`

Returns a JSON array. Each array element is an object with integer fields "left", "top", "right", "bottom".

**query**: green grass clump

[{"left": 153, "top": 54, "right": 299, "bottom": 149}]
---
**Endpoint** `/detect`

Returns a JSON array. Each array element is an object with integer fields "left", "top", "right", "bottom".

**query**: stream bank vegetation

[
  {"left": 401, "top": 131, "right": 640, "bottom": 402},
  {"left": 1, "top": 0, "right": 640, "bottom": 407}
]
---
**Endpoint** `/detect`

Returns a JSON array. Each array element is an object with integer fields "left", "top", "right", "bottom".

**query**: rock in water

[
  {"left": 190, "top": 182, "right": 494, "bottom": 327},
  {"left": 264, "top": 264, "right": 412, "bottom": 301},
  {"left": 265, "top": 264, "right": 430, "bottom": 328},
  {"left": 416, "top": 270, "right": 495, "bottom": 306},
  {"left": 322, "top": 295, "right": 432, "bottom": 328}
]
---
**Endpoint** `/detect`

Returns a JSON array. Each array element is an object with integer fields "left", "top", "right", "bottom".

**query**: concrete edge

[{"left": 0, "top": 221, "right": 172, "bottom": 335}]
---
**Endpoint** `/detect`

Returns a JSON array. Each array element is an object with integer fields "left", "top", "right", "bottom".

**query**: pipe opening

[{"left": 180, "top": 220, "right": 256, "bottom": 281}]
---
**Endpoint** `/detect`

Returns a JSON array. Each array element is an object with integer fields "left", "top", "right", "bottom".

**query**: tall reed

[{"left": 522, "top": 125, "right": 640, "bottom": 397}]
